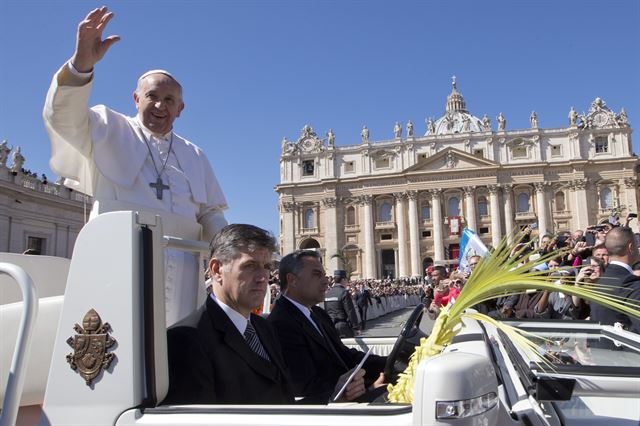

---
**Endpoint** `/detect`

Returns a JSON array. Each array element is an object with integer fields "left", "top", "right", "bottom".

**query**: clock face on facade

[
  {"left": 301, "top": 138, "right": 316, "bottom": 151},
  {"left": 593, "top": 112, "right": 609, "bottom": 127}
]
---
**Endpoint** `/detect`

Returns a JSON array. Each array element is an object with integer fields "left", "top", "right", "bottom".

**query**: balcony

[
  {"left": 345, "top": 224, "right": 359, "bottom": 232},
  {"left": 515, "top": 211, "right": 536, "bottom": 221},
  {"left": 375, "top": 221, "right": 395, "bottom": 230}
]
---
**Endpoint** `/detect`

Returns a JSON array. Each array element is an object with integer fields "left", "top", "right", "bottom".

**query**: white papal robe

[{"left": 43, "top": 65, "right": 228, "bottom": 325}]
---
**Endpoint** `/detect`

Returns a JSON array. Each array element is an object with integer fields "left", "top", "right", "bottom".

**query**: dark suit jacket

[
  {"left": 356, "top": 289, "right": 372, "bottom": 308},
  {"left": 268, "top": 296, "right": 386, "bottom": 403},
  {"left": 592, "top": 263, "right": 633, "bottom": 327},
  {"left": 162, "top": 296, "right": 294, "bottom": 405}
]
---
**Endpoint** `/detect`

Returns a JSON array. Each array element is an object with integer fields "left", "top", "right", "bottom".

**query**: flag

[{"left": 458, "top": 228, "right": 489, "bottom": 273}]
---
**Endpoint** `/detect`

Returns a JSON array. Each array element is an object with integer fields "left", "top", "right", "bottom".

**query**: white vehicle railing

[{"left": 0, "top": 263, "right": 38, "bottom": 426}]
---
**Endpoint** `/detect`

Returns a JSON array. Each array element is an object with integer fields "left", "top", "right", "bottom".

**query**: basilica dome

[{"left": 426, "top": 77, "right": 486, "bottom": 135}]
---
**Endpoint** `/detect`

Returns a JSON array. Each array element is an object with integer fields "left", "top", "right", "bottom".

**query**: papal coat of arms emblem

[{"left": 66, "top": 309, "right": 116, "bottom": 385}]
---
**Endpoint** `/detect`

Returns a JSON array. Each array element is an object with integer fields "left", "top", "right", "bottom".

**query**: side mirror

[{"left": 413, "top": 352, "right": 499, "bottom": 426}]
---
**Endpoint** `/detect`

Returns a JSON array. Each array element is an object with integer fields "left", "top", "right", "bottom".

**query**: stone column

[
  {"left": 570, "top": 179, "right": 590, "bottom": 231},
  {"left": 463, "top": 186, "right": 477, "bottom": 232},
  {"left": 624, "top": 177, "right": 639, "bottom": 232},
  {"left": 322, "top": 197, "right": 339, "bottom": 272},
  {"left": 502, "top": 184, "right": 515, "bottom": 243},
  {"left": 534, "top": 182, "right": 550, "bottom": 235},
  {"left": 407, "top": 190, "right": 421, "bottom": 277},
  {"left": 281, "top": 201, "right": 296, "bottom": 255},
  {"left": 488, "top": 185, "right": 502, "bottom": 247},
  {"left": 394, "top": 192, "right": 408, "bottom": 278},
  {"left": 360, "top": 195, "right": 376, "bottom": 279},
  {"left": 430, "top": 189, "right": 444, "bottom": 262}
]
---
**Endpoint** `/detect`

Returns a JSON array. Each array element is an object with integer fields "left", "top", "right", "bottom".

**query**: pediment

[{"left": 405, "top": 148, "right": 498, "bottom": 173}]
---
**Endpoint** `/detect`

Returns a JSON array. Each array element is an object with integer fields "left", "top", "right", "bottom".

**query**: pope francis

[{"left": 43, "top": 6, "right": 228, "bottom": 325}]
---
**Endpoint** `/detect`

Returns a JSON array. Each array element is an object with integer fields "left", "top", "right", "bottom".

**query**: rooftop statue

[
  {"left": 394, "top": 122, "right": 402, "bottom": 139},
  {"left": 361, "top": 125, "right": 369, "bottom": 143},
  {"left": 482, "top": 114, "right": 491, "bottom": 131},
  {"left": 327, "top": 129, "right": 335, "bottom": 147},
  {"left": 427, "top": 117, "right": 436, "bottom": 134},
  {"left": 281, "top": 137, "right": 291, "bottom": 154},
  {"left": 617, "top": 108, "right": 629, "bottom": 126},
  {"left": 497, "top": 112, "right": 506, "bottom": 131},
  {"left": 11, "top": 146, "right": 25, "bottom": 174},
  {"left": 569, "top": 106, "right": 578, "bottom": 126},
  {"left": 0, "top": 139, "right": 11, "bottom": 167},
  {"left": 406, "top": 120, "right": 414, "bottom": 137},
  {"left": 530, "top": 111, "right": 538, "bottom": 128}
]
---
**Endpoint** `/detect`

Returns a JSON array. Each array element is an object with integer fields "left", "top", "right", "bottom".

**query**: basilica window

[
  {"left": 595, "top": 136, "right": 609, "bottom": 154},
  {"left": 375, "top": 157, "right": 391, "bottom": 169},
  {"left": 303, "top": 208, "right": 315, "bottom": 229},
  {"left": 477, "top": 196, "right": 488, "bottom": 217},
  {"left": 600, "top": 187, "right": 613, "bottom": 209},
  {"left": 421, "top": 202, "right": 431, "bottom": 220},
  {"left": 512, "top": 146, "right": 527, "bottom": 159},
  {"left": 26, "top": 236, "right": 46, "bottom": 255},
  {"left": 550, "top": 145, "right": 562, "bottom": 157},
  {"left": 473, "top": 149, "right": 484, "bottom": 158},
  {"left": 517, "top": 193, "right": 530, "bottom": 213},
  {"left": 345, "top": 206, "right": 356, "bottom": 226},
  {"left": 302, "top": 160, "right": 315, "bottom": 176},
  {"left": 447, "top": 196, "right": 460, "bottom": 216},
  {"left": 343, "top": 161, "right": 355, "bottom": 173},
  {"left": 379, "top": 201, "right": 392, "bottom": 222},
  {"left": 554, "top": 191, "right": 566, "bottom": 212}
]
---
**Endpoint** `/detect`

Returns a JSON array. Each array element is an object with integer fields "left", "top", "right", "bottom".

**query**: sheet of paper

[{"left": 331, "top": 347, "right": 373, "bottom": 402}]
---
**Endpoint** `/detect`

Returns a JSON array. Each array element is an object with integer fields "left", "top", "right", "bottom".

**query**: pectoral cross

[{"left": 149, "top": 177, "right": 170, "bottom": 200}]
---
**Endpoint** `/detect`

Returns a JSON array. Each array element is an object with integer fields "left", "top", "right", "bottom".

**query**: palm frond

[{"left": 387, "top": 232, "right": 640, "bottom": 403}]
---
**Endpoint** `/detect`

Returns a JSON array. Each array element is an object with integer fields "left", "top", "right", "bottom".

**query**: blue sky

[{"left": 1, "top": 0, "right": 639, "bottom": 235}]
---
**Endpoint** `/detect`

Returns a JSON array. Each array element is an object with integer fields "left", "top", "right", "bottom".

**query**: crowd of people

[{"left": 418, "top": 217, "right": 640, "bottom": 334}]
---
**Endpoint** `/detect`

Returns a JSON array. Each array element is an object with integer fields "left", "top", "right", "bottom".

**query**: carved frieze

[
  {"left": 406, "top": 190, "right": 418, "bottom": 200},
  {"left": 281, "top": 201, "right": 296, "bottom": 212},
  {"left": 357, "top": 194, "right": 373, "bottom": 205},
  {"left": 624, "top": 177, "right": 638, "bottom": 189},
  {"left": 463, "top": 186, "right": 475, "bottom": 196},
  {"left": 321, "top": 197, "right": 337, "bottom": 208}
]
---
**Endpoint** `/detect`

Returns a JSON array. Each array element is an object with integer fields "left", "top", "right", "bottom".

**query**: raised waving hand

[{"left": 71, "top": 6, "right": 120, "bottom": 73}]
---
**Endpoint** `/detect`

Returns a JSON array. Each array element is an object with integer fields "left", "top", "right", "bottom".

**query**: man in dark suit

[
  {"left": 269, "top": 250, "right": 386, "bottom": 404},
  {"left": 355, "top": 283, "right": 372, "bottom": 330},
  {"left": 163, "top": 224, "right": 294, "bottom": 405},
  {"left": 591, "top": 226, "right": 639, "bottom": 328}
]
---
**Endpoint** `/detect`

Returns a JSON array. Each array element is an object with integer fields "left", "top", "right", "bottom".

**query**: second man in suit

[{"left": 269, "top": 250, "right": 386, "bottom": 403}]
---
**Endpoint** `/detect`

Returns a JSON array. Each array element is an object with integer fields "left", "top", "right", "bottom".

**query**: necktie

[
  {"left": 310, "top": 311, "right": 348, "bottom": 369},
  {"left": 244, "top": 321, "right": 271, "bottom": 361}
]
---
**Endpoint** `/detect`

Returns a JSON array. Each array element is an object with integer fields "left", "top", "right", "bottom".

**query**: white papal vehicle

[{"left": 1, "top": 209, "right": 639, "bottom": 426}]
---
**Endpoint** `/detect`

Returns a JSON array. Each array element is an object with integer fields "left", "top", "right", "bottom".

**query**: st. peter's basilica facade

[{"left": 275, "top": 79, "right": 636, "bottom": 279}]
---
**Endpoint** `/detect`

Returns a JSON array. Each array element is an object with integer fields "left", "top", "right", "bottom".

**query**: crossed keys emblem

[{"left": 66, "top": 309, "right": 116, "bottom": 385}]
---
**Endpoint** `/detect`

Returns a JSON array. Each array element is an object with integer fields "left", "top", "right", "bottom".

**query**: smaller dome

[{"left": 426, "top": 77, "right": 484, "bottom": 136}]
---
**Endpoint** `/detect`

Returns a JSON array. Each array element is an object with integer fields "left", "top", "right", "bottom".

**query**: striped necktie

[{"left": 244, "top": 320, "right": 271, "bottom": 361}]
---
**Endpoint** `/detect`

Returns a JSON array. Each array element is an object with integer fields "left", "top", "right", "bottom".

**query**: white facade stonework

[
  {"left": 0, "top": 164, "right": 89, "bottom": 257},
  {"left": 276, "top": 81, "right": 638, "bottom": 279}
]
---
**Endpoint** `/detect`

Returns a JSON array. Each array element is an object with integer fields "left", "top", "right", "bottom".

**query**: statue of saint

[
  {"left": 530, "top": 111, "right": 538, "bottom": 128},
  {"left": 427, "top": 117, "right": 436, "bottom": 134},
  {"left": 10, "top": 146, "right": 25, "bottom": 174},
  {"left": 568, "top": 106, "right": 577, "bottom": 126},
  {"left": 281, "top": 137, "right": 290, "bottom": 154},
  {"left": 617, "top": 108, "right": 629, "bottom": 126},
  {"left": 461, "top": 115, "right": 471, "bottom": 132},
  {"left": 406, "top": 120, "right": 414, "bottom": 137},
  {"left": 361, "top": 126, "right": 369, "bottom": 143},
  {"left": 327, "top": 129, "right": 335, "bottom": 147},
  {"left": 393, "top": 122, "right": 402, "bottom": 139},
  {"left": 0, "top": 140, "right": 11, "bottom": 167},
  {"left": 497, "top": 112, "right": 506, "bottom": 131},
  {"left": 482, "top": 114, "right": 491, "bottom": 131}
]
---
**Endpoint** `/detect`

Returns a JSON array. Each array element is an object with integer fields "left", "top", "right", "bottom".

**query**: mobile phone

[
  {"left": 585, "top": 233, "right": 596, "bottom": 246},
  {"left": 629, "top": 213, "right": 638, "bottom": 218}
]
